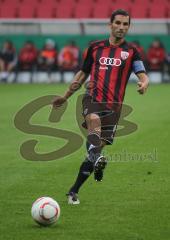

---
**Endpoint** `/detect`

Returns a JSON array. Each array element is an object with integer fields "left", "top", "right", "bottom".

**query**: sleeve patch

[{"left": 133, "top": 60, "right": 146, "bottom": 74}]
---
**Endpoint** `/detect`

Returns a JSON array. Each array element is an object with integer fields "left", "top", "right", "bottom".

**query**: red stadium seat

[
  {"left": 132, "top": 0, "right": 151, "bottom": 5},
  {"left": 56, "top": 5, "right": 74, "bottom": 18},
  {"left": 0, "top": 0, "right": 20, "bottom": 7},
  {"left": 1, "top": 0, "right": 19, "bottom": 3},
  {"left": 57, "top": 0, "right": 76, "bottom": 5},
  {"left": 39, "top": 0, "right": 57, "bottom": 7},
  {"left": 92, "top": 5, "right": 111, "bottom": 18},
  {"left": 0, "top": 6, "right": 18, "bottom": 18},
  {"left": 130, "top": 6, "right": 149, "bottom": 18},
  {"left": 149, "top": 5, "right": 168, "bottom": 18},
  {"left": 96, "top": 0, "right": 119, "bottom": 4},
  {"left": 17, "top": 6, "right": 36, "bottom": 18},
  {"left": 77, "top": 0, "right": 94, "bottom": 4},
  {"left": 110, "top": 3, "right": 131, "bottom": 14},
  {"left": 151, "top": 0, "right": 169, "bottom": 4},
  {"left": 74, "top": 5, "right": 93, "bottom": 18},
  {"left": 36, "top": 6, "right": 56, "bottom": 18},
  {"left": 0, "top": 0, "right": 168, "bottom": 18},
  {"left": 18, "top": 0, "right": 39, "bottom": 7}
]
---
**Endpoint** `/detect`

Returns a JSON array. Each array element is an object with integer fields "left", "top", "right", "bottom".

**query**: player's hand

[
  {"left": 52, "top": 96, "right": 66, "bottom": 108},
  {"left": 137, "top": 81, "right": 148, "bottom": 94}
]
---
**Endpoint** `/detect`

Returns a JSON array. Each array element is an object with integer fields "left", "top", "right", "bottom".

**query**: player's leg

[
  {"left": 67, "top": 113, "right": 103, "bottom": 204},
  {"left": 93, "top": 110, "right": 120, "bottom": 181},
  {"left": 85, "top": 113, "right": 108, "bottom": 181},
  {"left": 85, "top": 113, "right": 101, "bottom": 146},
  {"left": 67, "top": 96, "right": 110, "bottom": 204},
  {"left": 93, "top": 140, "right": 107, "bottom": 181},
  {"left": 67, "top": 140, "right": 106, "bottom": 204}
]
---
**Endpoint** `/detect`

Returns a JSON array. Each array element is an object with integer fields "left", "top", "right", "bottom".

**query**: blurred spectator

[
  {"left": 18, "top": 41, "right": 38, "bottom": 71},
  {"left": 38, "top": 39, "right": 58, "bottom": 72},
  {"left": 58, "top": 41, "right": 80, "bottom": 72},
  {"left": 0, "top": 40, "right": 17, "bottom": 82},
  {"left": 147, "top": 39, "right": 166, "bottom": 72},
  {"left": 166, "top": 52, "right": 170, "bottom": 81}
]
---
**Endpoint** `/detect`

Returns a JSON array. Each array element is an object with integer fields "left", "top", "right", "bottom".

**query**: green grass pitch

[{"left": 0, "top": 83, "right": 170, "bottom": 240}]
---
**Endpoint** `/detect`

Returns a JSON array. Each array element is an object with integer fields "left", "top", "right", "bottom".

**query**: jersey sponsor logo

[
  {"left": 99, "top": 57, "right": 122, "bottom": 67},
  {"left": 121, "top": 51, "right": 129, "bottom": 60}
]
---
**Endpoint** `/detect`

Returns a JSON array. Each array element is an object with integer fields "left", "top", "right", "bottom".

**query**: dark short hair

[{"left": 110, "top": 9, "right": 131, "bottom": 25}]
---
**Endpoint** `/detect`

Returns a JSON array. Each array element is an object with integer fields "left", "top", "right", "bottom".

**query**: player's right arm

[
  {"left": 52, "top": 70, "right": 89, "bottom": 108},
  {"left": 52, "top": 44, "right": 93, "bottom": 108}
]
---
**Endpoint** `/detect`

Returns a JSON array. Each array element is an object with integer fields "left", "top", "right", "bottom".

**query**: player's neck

[{"left": 109, "top": 37, "right": 124, "bottom": 46}]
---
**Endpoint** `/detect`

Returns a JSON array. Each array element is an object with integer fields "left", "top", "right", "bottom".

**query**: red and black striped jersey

[{"left": 81, "top": 39, "right": 146, "bottom": 107}]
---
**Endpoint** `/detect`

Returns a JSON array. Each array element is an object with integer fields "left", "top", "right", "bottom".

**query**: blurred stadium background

[{"left": 0, "top": 0, "right": 170, "bottom": 84}]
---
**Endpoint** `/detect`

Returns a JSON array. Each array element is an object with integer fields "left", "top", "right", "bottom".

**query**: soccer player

[{"left": 52, "top": 9, "right": 149, "bottom": 204}]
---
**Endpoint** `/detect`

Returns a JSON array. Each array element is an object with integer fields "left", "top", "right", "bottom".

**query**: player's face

[{"left": 110, "top": 15, "right": 130, "bottom": 39}]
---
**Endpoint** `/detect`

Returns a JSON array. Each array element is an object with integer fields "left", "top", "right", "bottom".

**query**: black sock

[
  {"left": 69, "top": 158, "right": 94, "bottom": 194},
  {"left": 86, "top": 140, "right": 91, "bottom": 151},
  {"left": 87, "top": 144, "right": 103, "bottom": 164},
  {"left": 68, "top": 142, "right": 103, "bottom": 194}
]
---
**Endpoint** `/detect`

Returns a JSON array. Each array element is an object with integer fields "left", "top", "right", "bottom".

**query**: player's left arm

[
  {"left": 136, "top": 72, "right": 149, "bottom": 95},
  {"left": 132, "top": 46, "right": 149, "bottom": 95}
]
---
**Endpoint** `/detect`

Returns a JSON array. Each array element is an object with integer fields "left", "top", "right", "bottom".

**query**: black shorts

[{"left": 82, "top": 95, "right": 120, "bottom": 145}]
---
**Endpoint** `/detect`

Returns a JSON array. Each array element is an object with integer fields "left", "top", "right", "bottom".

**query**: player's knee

[
  {"left": 86, "top": 113, "right": 101, "bottom": 130},
  {"left": 85, "top": 113, "right": 101, "bottom": 146},
  {"left": 86, "top": 113, "right": 100, "bottom": 122}
]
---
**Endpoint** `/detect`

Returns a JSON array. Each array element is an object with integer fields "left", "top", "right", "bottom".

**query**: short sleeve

[
  {"left": 81, "top": 45, "right": 94, "bottom": 74},
  {"left": 132, "top": 47, "right": 146, "bottom": 74}
]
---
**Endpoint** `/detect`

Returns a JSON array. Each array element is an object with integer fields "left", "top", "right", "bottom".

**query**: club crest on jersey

[{"left": 121, "top": 51, "right": 129, "bottom": 60}]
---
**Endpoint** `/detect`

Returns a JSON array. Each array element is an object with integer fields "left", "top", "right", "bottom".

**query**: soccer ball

[{"left": 31, "top": 197, "right": 60, "bottom": 226}]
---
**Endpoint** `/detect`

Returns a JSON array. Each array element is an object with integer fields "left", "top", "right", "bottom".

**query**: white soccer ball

[{"left": 31, "top": 197, "right": 60, "bottom": 226}]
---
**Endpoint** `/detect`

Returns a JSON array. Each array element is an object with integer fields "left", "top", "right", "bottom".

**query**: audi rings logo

[{"left": 99, "top": 57, "right": 122, "bottom": 66}]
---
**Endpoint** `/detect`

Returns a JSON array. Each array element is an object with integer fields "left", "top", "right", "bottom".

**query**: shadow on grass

[{"left": 29, "top": 222, "right": 62, "bottom": 230}]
